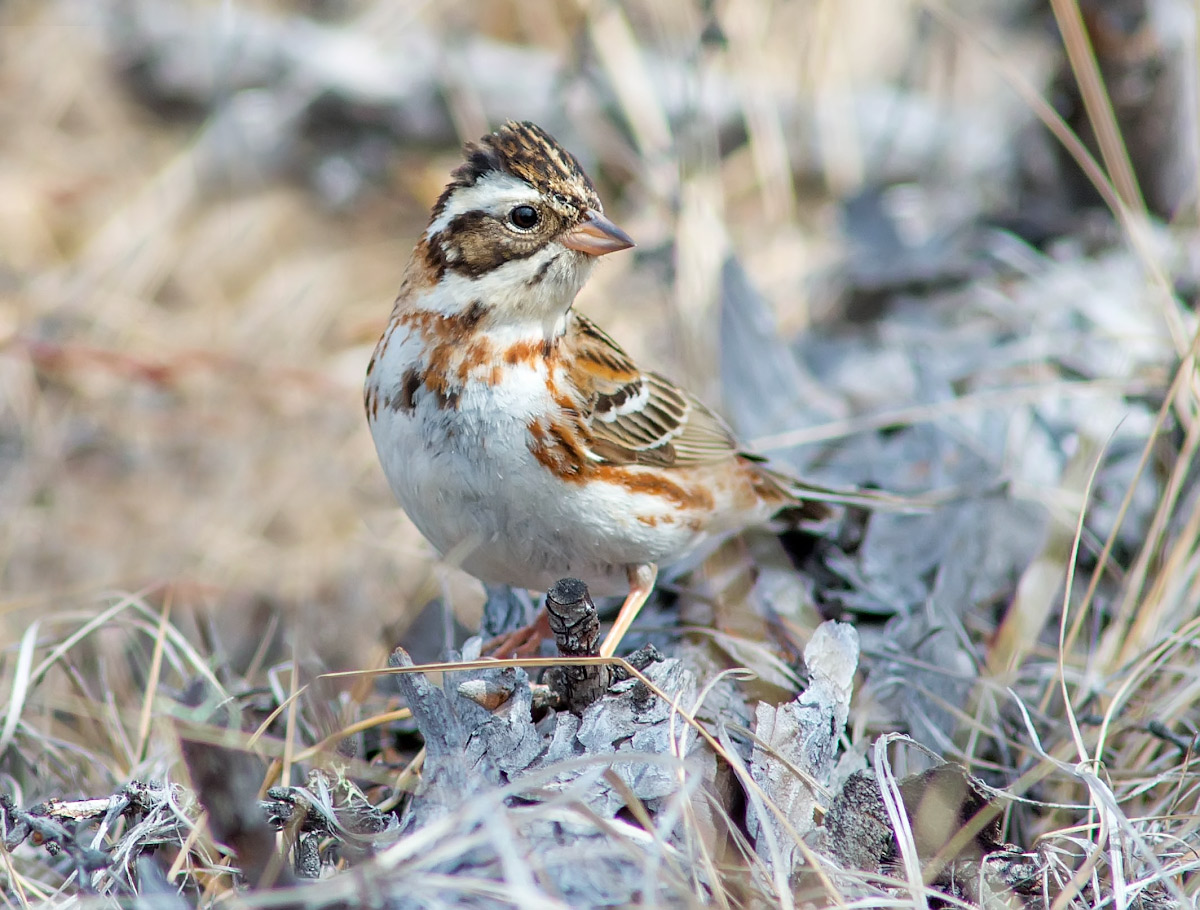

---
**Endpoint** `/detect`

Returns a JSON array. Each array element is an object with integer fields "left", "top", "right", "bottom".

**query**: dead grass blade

[{"left": 0, "top": 619, "right": 40, "bottom": 755}]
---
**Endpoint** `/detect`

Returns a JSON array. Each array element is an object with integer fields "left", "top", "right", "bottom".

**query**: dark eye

[{"left": 509, "top": 205, "right": 540, "bottom": 230}]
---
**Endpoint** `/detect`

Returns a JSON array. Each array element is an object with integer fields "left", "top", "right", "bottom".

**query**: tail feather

[
  {"left": 786, "top": 476, "right": 994, "bottom": 512},
  {"left": 745, "top": 460, "right": 832, "bottom": 521},
  {"left": 745, "top": 456, "right": 934, "bottom": 518},
  {"left": 787, "top": 479, "right": 928, "bottom": 513}
]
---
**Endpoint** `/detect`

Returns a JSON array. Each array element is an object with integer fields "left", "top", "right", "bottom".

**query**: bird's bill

[{"left": 561, "top": 211, "right": 635, "bottom": 256}]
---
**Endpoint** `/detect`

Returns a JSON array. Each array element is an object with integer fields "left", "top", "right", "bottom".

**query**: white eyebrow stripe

[{"left": 425, "top": 172, "right": 540, "bottom": 239}]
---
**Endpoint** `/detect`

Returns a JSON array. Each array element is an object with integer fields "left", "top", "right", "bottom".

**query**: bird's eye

[{"left": 509, "top": 205, "right": 540, "bottom": 230}]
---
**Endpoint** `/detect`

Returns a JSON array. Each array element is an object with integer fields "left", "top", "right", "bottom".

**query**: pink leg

[
  {"left": 483, "top": 609, "right": 553, "bottom": 659},
  {"left": 599, "top": 564, "right": 658, "bottom": 658}
]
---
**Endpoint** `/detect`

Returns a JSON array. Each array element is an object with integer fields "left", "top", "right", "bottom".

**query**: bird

[{"left": 365, "top": 120, "right": 893, "bottom": 658}]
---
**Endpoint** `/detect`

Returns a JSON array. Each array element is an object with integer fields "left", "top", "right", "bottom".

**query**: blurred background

[{"left": 1, "top": 0, "right": 1195, "bottom": 677}]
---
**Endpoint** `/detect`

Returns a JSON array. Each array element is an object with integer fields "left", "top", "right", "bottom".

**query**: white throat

[{"left": 414, "top": 243, "right": 594, "bottom": 339}]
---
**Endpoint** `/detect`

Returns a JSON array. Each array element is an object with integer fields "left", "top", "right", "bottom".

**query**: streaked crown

[{"left": 435, "top": 120, "right": 602, "bottom": 218}]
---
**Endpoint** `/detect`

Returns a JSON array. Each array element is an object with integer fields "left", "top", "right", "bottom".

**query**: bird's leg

[
  {"left": 482, "top": 607, "right": 553, "bottom": 659},
  {"left": 598, "top": 563, "right": 658, "bottom": 658}
]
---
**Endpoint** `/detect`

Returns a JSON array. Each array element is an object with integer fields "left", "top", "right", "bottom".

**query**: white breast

[{"left": 366, "top": 319, "right": 712, "bottom": 595}]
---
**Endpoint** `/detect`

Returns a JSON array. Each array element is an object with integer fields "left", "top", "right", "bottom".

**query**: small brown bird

[{"left": 365, "top": 121, "right": 887, "bottom": 655}]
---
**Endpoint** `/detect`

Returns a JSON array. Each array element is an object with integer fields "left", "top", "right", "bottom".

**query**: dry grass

[{"left": 1, "top": 0, "right": 1198, "bottom": 906}]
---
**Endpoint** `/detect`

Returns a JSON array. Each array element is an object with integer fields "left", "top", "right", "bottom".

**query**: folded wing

[{"left": 564, "top": 313, "right": 741, "bottom": 467}]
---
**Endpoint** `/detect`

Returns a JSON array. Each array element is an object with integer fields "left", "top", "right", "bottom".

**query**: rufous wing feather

[{"left": 563, "top": 312, "right": 742, "bottom": 468}]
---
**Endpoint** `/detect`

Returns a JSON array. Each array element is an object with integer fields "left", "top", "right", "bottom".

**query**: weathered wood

[
  {"left": 542, "top": 577, "right": 614, "bottom": 713},
  {"left": 746, "top": 621, "right": 859, "bottom": 878}
]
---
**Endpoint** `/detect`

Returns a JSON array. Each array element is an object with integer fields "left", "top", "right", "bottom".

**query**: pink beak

[{"left": 561, "top": 211, "right": 635, "bottom": 256}]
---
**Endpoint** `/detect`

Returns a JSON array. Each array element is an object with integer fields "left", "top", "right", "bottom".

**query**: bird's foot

[{"left": 483, "top": 609, "right": 552, "bottom": 659}]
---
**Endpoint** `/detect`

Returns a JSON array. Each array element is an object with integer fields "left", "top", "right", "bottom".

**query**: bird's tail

[
  {"left": 745, "top": 455, "right": 936, "bottom": 521},
  {"left": 786, "top": 477, "right": 930, "bottom": 513}
]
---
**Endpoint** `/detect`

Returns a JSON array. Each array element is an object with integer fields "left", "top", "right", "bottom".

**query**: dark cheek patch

[{"left": 442, "top": 211, "right": 563, "bottom": 278}]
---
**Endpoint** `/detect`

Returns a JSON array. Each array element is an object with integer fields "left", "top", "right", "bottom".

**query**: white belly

[{"left": 367, "top": 332, "right": 706, "bottom": 594}]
